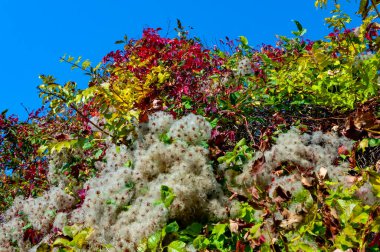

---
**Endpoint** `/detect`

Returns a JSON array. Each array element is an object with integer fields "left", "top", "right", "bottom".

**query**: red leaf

[
  {"left": 369, "top": 232, "right": 380, "bottom": 247},
  {"left": 139, "top": 112, "right": 149, "bottom": 123},
  {"left": 337, "top": 145, "right": 349, "bottom": 156},
  {"left": 235, "top": 240, "right": 246, "bottom": 252}
]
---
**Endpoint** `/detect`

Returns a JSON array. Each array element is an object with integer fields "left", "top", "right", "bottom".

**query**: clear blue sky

[{"left": 0, "top": 0, "right": 361, "bottom": 118}]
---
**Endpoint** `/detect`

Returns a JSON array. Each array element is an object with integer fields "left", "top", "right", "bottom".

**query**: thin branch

[
  {"left": 59, "top": 57, "right": 108, "bottom": 82},
  {"left": 370, "top": 0, "right": 380, "bottom": 18},
  {"left": 60, "top": 57, "right": 137, "bottom": 109},
  {"left": 240, "top": 114, "right": 255, "bottom": 144},
  {"left": 38, "top": 87, "right": 112, "bottom": 137}
]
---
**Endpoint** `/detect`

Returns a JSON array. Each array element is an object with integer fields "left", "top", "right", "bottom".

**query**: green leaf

[
  {"left": 292, "top": 20, "right": 303, "bottom": 32},
  {"left": 125, "top": 181, "right": 135, "bottom": 189},
  {"left": 81, "top": 60, "right": 91, "bottom": 70},
  {"left": 183, "top": 100, "right": 192, "bottom": 109},
  {"left": 260, "top": 242, "right": 271, "bottom": 252},
  {"left": 106, "top": 199, "right": 116, "bottom": 205},
  {"left": 249, "top": 223, "right": 262, "bottom": 238},
  {"left": 193, "top": 236, "right": 210, "bottom": 250},
  {"left": 94, "top": 61, "right": 102, "bottom": 71},
  {"left": 181, "top": 222, "right": 203, "bottom": 236},
  {"left": 75, "top": 56, "right": 82, "bottom": 65},
  {"left": 124, "top": 159, "right": 133, "bottom": 168},
  {"left": 336, "top": 199, "right": 357, "bottom": 224},
  {"left": 94, "top": 149, "right": 103, "bottom": 159},
  {"left": 36, "top": 243, "right": 51, "bottom": 252},
  {"left": 351, "top": 212, "right": 369, "bottom": 224},
  {"left": 148, "top": 231, "right": 162, "bottom": 250},
  {"left": 371, "top": 215, "right": 380, "bottom": 232},
  {"left": 235, "top": 138, "right": 246, "bottom": 149},
  {"left": 239, "top": 36, "right": 248, "bottom": 46},
  {"left": 53, "top": 238, "right": 71, "bottom": 247},
  {"left": 209, "top": 118, "right": 218, "bottom": 128},
  {"left": 1, "top": 109, "right": 8, "bottom": 116},
  {"left": 60, "top": 54, "right": 66, "bottom": 62},
  {"left": 22, "top": 223, "right": 33, "bottom": 231},
  {"left": 369, "top": 171, "right": 380, "bottom": 197},
  {"left": 199, "top": 141, "right": 209, "bottom": 149},
  {"left": 102, "top": 244, "right": 114, "bottom": 249},
  {"left": 240, "top": 203, "right": 256, "bottom": 223},
  {"left": 294, "top": 242, "right": 315, "bottom": 252},
  {"left": 62, "top": 225, "right": 82, "bottom": 239},
  {"left": 45, "top": 209, "right": 56, "bottom": 218},
  {"left": 291, "top": 20, "right": 307, "bottom": 36},
  {"left": 167, "top": 240, "right": 187, "bottom": 252},
  {"left": 82, "top": 141, "right": 93, "bottom": 150},
  {"left": 211, "top": 223, "right": 227, "bottom": 238},
  {"left": 165, "top": 221, "right": 180, "bottom": 234},
  {"left": 230, "top": 92, "right": 241, "bottom": 105},
  {"left": 159, "top": 133, "right": 172, "bottom": 144},
  {"left": 160, "top": 185, "right": 176, "bottom": 208},
  {"left": 217, "top": 152, "right": 233, "bottom": 165},
  {"left": 368, "top": 138, "right": 380, "bottom": 147},
  {"left": 71, "top": 228, "right": 92, "bottom": 248}
]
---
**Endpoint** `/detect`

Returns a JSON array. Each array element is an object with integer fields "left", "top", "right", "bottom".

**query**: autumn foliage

[{"left": 1, "top": 1, "right": 380, "bottom": 251}]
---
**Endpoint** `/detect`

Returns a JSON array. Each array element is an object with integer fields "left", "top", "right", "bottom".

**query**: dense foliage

[{"left": 1, "top": 1, "right": 380, "bottom": 251}]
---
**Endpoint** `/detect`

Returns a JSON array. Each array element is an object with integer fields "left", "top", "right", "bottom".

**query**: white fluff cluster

[
  {"left": 230, "top": 129, "right": 354, "bottom": 198},
  {"left": 0, "top": 187, "right": 75, "bottom": 251},
  {"left": 88, "top": 116, "right": 106, "bottom": 132},
  {"left": 47, "top": 147, "right": 85, "bottom": 186},
  {"left": 147, "top": 111, "right": 175, "bottom": 135},
  {"left": 0, "top": 217, "right": 27, "bottom": 251},
  {"left": 355, "top": 182, "right": 379, "bottom": 205},
  {"left": 0, "top": 112, "right": 226, "bottom": 251},
  {"left": 265, "top": 130, "right": 353, "bottom": 174},
  {"left": 52, "top": 212, "right": 68, "bottom": 231},
  {"left": 224, "top": 129, "right": 356, "bottom": 236},
  {"left": 236, "top": 56, "right": 252, "bottom": 76},
  {"left": 267, "top": 174, "right": 304, "bottom": 199},
  {"left": 168, "top": 113, "right": 212, "bottom": 145},
  {"left": 69, "top": 112, "right": 225, "bottom": 251}
]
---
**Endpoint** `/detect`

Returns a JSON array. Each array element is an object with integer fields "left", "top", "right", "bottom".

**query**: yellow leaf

[
  {"left": 50, "top": 140, "right": 77, "bottom": 153},
  {"left": 100, "top": 82, "right": 110, "bottom": 89},
  {"left": 37, "top": 145, "right": 48, "bottom": 155},
  {"left": 72, "top": 228, "right": 93, "bottom": 248},
  {"left": 52, "top": 238, "right": 71, "bottom": 247},
  {"left": 358, "top": 138, "right": 369, "bottom": 152},
  {"left": 158, "top": 72, "right": 168, "bottom": 83}
]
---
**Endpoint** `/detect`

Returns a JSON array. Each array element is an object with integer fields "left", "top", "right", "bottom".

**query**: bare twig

[
  {"left": 38, "top": 87, "right": 112, "bottom": 137},
  {"left": 370, "top": 0, "right": 380, "bottom": 18}
]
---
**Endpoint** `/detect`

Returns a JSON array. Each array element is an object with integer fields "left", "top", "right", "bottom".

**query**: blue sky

[{"left": 0, "top": 0, "right": 361, "bottom": 118}]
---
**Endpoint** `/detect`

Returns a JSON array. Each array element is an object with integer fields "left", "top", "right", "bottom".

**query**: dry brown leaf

[
  {"left": 319, "top": 167, "right": 328, "bottom": 179},
  {"left": 330, "top": 207, "right": 339, "bottom": 220},
  {"left": 229, "top": 219, "right": 239, "bottom": 234},
  {"left": 248, "top": 186, "right": 260, "bottom": 200},
  {"left": 279, "top": 211, "right": 303, "bottom": 230},
  {"left": 301, "top": 176, "right": 313, "bottom": 187},
  {"left": 250, "top": 156, "right": 265, "bottom": 175},
  {"left": 344, "top": 175, "right": 358, "bottom": 186},
  {"left": 353, "top": 109, "right": 376, "bottom": 130}
]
